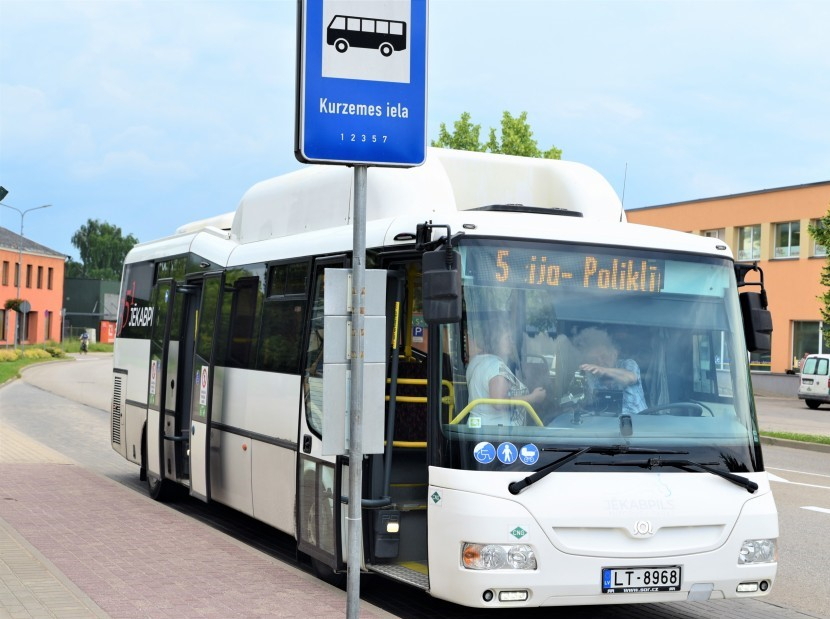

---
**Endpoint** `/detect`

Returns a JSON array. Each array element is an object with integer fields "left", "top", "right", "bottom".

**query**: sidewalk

[{"left": 0, "top": 422, "right": 394, "bottom": 619}]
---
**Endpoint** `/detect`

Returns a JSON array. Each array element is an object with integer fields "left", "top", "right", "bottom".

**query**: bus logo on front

[{"left": 327, "top": 15, "right": 407, "bottom": 57}]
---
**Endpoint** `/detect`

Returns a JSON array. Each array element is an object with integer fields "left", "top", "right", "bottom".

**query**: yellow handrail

[{"left": 451, "top": 399, "right": 544, "bottom": 427}]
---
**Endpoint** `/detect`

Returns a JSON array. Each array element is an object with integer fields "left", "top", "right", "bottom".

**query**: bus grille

[{"left": 111, "top": 374, "right": 123, "bottom": 445}]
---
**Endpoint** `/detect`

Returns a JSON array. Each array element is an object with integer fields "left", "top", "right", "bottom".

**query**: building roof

[
  {"left": 628, "top": 180, "right": 830, "bottom": 212},
  {"left": 0, "top": 226, "right": 67, "bottom": 258}
]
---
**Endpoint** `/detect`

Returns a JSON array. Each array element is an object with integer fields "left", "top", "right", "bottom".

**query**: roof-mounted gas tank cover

[{"left": 471, "top": 204, "right": 583, "bottom": 217}]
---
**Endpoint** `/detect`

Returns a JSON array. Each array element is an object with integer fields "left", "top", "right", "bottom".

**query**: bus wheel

[
  {"left": 143, "top": 437, "right": 178, "bottom": 502},
  {"left": 379, "top": 43, "right": 393, "bottom": 57},
  {"left": 334, "top": 39, "right": 348, "bottom": 53}
]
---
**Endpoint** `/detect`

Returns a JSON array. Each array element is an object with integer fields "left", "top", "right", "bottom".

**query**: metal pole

[{"left": 346, "top": 165, "right": 367, "bottom": 619}]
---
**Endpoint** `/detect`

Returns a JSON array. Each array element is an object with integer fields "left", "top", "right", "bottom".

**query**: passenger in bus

[
  {"left": 573, "top": 327, "right": 647, "bottom": 414},
  {"left": 466, "top": 319, "right": 546, "bottom": 426}
]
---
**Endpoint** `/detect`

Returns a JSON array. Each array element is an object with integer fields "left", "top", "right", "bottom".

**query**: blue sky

[{"left": 1, "top": 0, "right": 828, "bottom": 261}]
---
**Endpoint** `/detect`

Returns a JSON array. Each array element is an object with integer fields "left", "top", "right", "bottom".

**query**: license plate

[
  {"left": 602, "top": 566, "right": 681, "bottom": 593},
  {"left": 802, "top": 378, "right": 814, "bottom": 385}
]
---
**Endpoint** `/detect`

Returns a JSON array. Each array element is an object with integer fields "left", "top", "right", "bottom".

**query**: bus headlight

[
  {"left": 738, "top": 539, "right": 777, "bottom": 564},
  {"left": 462, "top": 543, "right": 537, "bottom": 570}
]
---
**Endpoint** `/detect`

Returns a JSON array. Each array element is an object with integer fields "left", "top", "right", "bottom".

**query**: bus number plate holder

[{"left": 602, "top": 566, "right": 681, "bottom": 593}]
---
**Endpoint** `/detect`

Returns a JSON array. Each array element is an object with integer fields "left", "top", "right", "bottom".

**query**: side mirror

[
  {"left": 739, "top": 291, "right": 772, "bottom": 353},
  {"left": 422, "top": 249, "right": 461, "bottom": 324}
]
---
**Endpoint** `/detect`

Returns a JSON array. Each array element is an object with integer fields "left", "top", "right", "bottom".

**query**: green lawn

[{"left": 0, "top": 343, "right": 113, "bottom": 384}]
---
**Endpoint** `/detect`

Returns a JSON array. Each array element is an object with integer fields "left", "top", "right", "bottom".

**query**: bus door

[
  {"left": 365, "top": 262, "right": 431, "bottom": 586},
  {"left": 187, "top": 273, "right": 223, "bottom": 501},
  {"left": 146, "top": 278, "right": 200, "bottom": 490}
]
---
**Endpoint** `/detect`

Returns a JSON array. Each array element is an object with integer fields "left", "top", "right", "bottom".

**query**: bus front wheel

[{"left": 334, "top": 39, "right": 348, "bottom": 53}]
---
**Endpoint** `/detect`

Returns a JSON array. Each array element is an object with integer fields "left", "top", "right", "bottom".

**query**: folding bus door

[{"left": 188, "top": 273, "right": 223, "bottom": 502}]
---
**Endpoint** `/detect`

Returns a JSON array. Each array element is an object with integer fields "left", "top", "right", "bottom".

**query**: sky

[{"left": 1, "top": 0, "right": 829, "bottom": 262}]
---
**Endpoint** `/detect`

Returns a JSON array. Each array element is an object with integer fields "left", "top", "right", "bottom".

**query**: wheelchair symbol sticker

[{"left": 474, "top": 442, "right": 496, "bottom": 464}]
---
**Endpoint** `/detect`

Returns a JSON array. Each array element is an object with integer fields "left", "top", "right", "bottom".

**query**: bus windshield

[{"left": 439, "top": 239, "right": 761, "bottom": 475}]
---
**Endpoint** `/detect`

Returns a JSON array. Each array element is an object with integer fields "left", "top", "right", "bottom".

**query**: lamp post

[{"left": 0, "top": 200, "right": 52, "bottom": 349}]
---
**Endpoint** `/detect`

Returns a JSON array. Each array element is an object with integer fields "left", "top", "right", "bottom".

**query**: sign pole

[{"left": 347, "top": 164, "right": 367, "bottom": 619}]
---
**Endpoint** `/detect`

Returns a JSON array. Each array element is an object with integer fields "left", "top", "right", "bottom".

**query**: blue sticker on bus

[
  {"left": 474, "top": 442, "right": 496, "bottom": 464},
  {"left": 519, "top": 444, "right": 540, "bottom": 465},
  {"left": 497, "top": 442, "right": 518, "bottom": 464}
]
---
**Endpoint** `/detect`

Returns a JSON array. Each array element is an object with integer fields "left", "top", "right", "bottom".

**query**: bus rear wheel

[{"left": 379, "top": 43, "right": 393, "bottom": 57}]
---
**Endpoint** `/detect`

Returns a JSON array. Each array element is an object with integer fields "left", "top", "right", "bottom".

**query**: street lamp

[{"left": 0, "top": 200, "right": 52, "bottom": 349}]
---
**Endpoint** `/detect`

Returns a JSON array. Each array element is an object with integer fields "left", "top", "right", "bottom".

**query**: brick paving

[{"left": 0, "top": 423, "right": 392, "bottom": 619}]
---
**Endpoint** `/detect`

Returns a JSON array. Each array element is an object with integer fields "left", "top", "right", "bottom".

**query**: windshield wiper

[
  {"left": 576, "top": 457, "right": 759, "bottom": 494},
  {"left": 507, "top": 445, "right": 688, "bottom": 495}
]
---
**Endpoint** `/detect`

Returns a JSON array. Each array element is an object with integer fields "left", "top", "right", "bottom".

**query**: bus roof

[{"left": 226, "top": 148, "right": 624, "bottom": 245}]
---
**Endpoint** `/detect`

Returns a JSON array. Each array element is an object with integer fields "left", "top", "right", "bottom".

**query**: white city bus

[{"left": 110, "top": 148, "right": 778, "bottom": 608}]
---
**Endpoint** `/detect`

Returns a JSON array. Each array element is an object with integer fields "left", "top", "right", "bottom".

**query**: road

[{"left": 1, "top": 355, "right": 828, "bottom": 619}]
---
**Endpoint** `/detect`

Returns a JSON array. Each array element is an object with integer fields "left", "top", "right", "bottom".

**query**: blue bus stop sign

[{"left": 295, "top": 0, "right": 428, "bottom": 167}]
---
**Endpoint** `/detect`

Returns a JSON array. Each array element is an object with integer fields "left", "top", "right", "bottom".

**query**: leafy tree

[
  {"left": 70, "top": 219, "right": 138, "bottom": 280},
  {"left": 432, "top": 110, "right": 562, "bottom": 159},
  {"left": 809, "top": 209, "right": 830, "bottom": 346}
]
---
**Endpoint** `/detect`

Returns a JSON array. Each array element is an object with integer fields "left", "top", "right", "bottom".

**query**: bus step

[{"left": 367, "top": 562, "right": 429, "bottom": 590}]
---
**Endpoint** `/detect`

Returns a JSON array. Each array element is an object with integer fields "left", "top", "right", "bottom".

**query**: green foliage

[
  {"left": 808, "top": 208, "right": 830, "bottom": 347},
  {"left": 432, "top": 111, "right": 562, "bottom": 159},
  {"left": 70, "top": 219, "right": 138, "bottom": 280},
  {"left": 0, "top": 349, "right": 20, "bottom": 362},
  {"left": 4, "top": 298, "right": 23, "bottom": 312},
  {"left": 22, "top": 348, "right": 52, "bottom": 359}
]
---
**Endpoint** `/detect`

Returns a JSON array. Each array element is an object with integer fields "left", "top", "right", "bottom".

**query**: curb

[{"left": 760, "top": 435, "right": 830, "bottom": 453}]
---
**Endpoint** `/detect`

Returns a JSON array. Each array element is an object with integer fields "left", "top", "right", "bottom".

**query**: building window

[
  {"left": 812, "top": 219, "right": 827, "bottom": 257},
  {"left": 793, "top": 321, "right": 823, "bottom": 370},
  {"left": 26, "top": 264, "right": 33, "bottom": 288},
  {"left": 774, "top": 221, "right": 800, "bottom": 258},
  {"left": 0, "top": 309, "right": 5, "bottom": 340},
  {"left": 44, "top": 310, "right": 52, "bottom": 341},
  {"left": 702, "top": 228, "right": 725, "bottom": 241},
  {"left": 37, "top": 266, "right": 44, "bottom": 289},
  {"left": 48, "top": 267, "right": 54, "bottom": 290},
  {"left": 14, "top": 263, "right": 19, "bottom": 288},
  {"left": 737, "top": 224, "right": 761, "bottom": 261},
  {"left": 1, "top": 261, "right": 8, "bottom": 286}
]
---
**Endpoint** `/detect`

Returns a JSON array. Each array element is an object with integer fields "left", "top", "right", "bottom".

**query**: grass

[
  {"left": 0, "top": 343, "right": 113, "bottom": 384},
  {"left": 760, "top": 430, "right": 830, "bottom": 446}
]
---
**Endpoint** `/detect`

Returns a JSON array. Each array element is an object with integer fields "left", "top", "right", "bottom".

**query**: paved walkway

[{"left": 0, "top": 422, "right": 393, "bottom": 619}]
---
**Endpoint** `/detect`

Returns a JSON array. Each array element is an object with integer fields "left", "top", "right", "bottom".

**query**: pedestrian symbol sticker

[
  {"left": 497, "top": 442, "right": 518, "bottom": 465},
  {"left": 519, "top": 444, "right": 540, "bottom": 466},
  {"left": 474, "top": 442, "right": 496, "bottom": 464}
]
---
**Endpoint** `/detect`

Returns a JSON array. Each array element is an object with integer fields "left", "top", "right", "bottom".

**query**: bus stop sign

[{"left": 295, "top": 0, "right": 428, "bottom": 167}]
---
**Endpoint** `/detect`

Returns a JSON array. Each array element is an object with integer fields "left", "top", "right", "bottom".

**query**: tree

[
  {"left": 432, "top": 110, "right": 562, "bottom": 159},
  {"left": 69, "top": 219, "right": 138, "bottom": 280},
  {"left": 808, "top": 208, "right": 830, "bottom": 347}
]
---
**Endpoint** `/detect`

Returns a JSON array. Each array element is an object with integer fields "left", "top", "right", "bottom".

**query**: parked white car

[{"left": 797, "top": 354, "right": 830, "bottom": 409}]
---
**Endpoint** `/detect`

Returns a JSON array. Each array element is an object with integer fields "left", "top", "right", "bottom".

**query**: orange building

[
  {"left": 627, "top": 181, "right": 830, "bottom": 374},
  {"left": 0, "top": 227, "right": 66, "bottom": 346}
]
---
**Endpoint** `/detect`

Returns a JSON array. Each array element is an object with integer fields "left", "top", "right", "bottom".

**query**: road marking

[
  {"left": 801, "top": 506, "right": 830, "bottom": 514},
  {"left": 767, "top": 472, "right": 830, "bottom": 490},
  {"left": 768, "top": 467, "right": 830, "bottom": 480}
]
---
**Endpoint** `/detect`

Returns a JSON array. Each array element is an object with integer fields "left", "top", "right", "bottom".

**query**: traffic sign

[{"left": 295, "top": 0, "right": 428, "bottom": 167}]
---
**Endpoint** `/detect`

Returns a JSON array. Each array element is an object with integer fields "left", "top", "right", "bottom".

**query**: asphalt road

[{"left": 3, "top": 354, "right": 829, "bottom": 619}]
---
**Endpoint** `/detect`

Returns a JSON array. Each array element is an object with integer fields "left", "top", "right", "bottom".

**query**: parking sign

[{"left": 295, "top": 0, "right": 428, "bottom": 167}]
